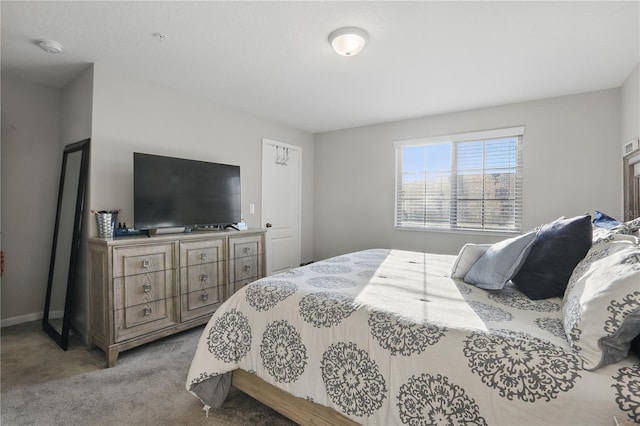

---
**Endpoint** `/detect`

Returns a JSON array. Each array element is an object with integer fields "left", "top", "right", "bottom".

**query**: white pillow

[
  {"left": 464, "top": 231, "right": 538, "bottom": 290},
  {"left": 450, "top": 244, "right": 491, "bottom": 279},
  {"left": 563, "top": 231, "right": 640, "bottom": 370}
]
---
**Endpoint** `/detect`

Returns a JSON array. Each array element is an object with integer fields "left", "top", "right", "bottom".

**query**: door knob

[{"left": 265, "top": 223, "right": 272, "bottom": 228}]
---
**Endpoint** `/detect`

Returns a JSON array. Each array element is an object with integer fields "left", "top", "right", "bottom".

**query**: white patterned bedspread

[{"left": 186, "top": 249, "right": 640, "bottom": 425}]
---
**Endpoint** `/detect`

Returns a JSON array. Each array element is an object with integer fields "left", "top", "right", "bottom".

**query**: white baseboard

[
  {"left": 1, "top": 310, "right": 63, "bottom": 328},
  {"left": 1, "top": 312, "right": 42, "bottom": 328},
  {"left": 2, "top": 311, "right": 89, "bottom": 345}
]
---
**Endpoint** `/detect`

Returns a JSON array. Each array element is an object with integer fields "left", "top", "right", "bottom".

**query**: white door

[{"left": 261, "top": 139, "right": 301, "bottom": 275}]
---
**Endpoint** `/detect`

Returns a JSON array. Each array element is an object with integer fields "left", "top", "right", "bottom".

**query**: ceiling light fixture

[
  {"left": 328, "top": 27, "right": 368, "bottom": 57},
  {"left": 38, "top": 40, "right": 64, "bottom": 54}
]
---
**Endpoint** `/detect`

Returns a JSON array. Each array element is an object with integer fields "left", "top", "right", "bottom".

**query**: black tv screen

[{"left": 134, "top": 153, "right": 241, "bottom": 230}]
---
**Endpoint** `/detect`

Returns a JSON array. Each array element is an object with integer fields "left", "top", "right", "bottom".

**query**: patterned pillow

[
  {"left": 450, "top": 243, "right": 491, "bottom": 279},
  {"left": 562, "top": 231, "right": 640, "bottom": 370},
  {"left": 611, "top": 216, "right": 640, "bottom": 235},
  {"left": 464, "top": 231, "right": 537, "bottom": 290}
]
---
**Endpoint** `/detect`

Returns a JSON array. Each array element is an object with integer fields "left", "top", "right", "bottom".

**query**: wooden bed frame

[
  {"left": 230, "top": 145, "right": 640, "bottom": 425},
  {"left": 231, "top": 369, "right": 358, "bottom": 425}
]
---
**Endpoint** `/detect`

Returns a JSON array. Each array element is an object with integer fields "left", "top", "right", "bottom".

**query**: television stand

[{"left": 148, "top": 227, "right": 186, "bottom": 235}]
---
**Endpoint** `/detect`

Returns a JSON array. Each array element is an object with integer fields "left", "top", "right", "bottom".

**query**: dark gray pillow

[
  {"left": 512, "top": 215, "right": 592, "bottom": 300},
  {"left": 463, "top": 231, "right": 537, "bottom": 290}
]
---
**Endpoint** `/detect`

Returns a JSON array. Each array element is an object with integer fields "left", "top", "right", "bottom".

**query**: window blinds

[{"left": 394, "top": 127, "right": 524, "bottom": 233}]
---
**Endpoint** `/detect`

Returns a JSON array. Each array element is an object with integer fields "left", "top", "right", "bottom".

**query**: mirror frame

[{"left": 43, "top": 139, "right": 90, "bottom": 350}]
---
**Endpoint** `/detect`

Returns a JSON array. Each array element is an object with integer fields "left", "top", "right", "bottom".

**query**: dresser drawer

[
  {"left": 181, "top": 261, "right": 224, "bottom": 295},
  {"left": 113, "top": 244, "right": 175, "bottom": 278},
  {"left": 228, "top": 234, "right": 264, "bottom": 294},
  {"left": 233, "top": 255, "right": 259, "bottom": 282},
  {"left": 230, "top": 237, "right": 262, "bottom": 260},
  {"left": 114, "top": 269, "right": 175, "bottom": 310},
  {"left": 231, "top": 276, "right": 256, "bottom": 293},
  {"left": 114, "top": 298, "right": 178, "bottom": 342},
  {"left": 180, "top": 239, "right": 224, "bottom": 268},
  {"left": 230, "top": 254, "right": 262, "bottom": 293},
  {"left": 180, "top": 285, "right": 224, "bottom": 322}
]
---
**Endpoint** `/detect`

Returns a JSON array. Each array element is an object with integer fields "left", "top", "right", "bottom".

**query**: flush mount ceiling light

[
  {"left": 328, "top": 27, "right": 368, "bottom": 56},
  {"left": 38, "top": 40, "right": 64, "bottom": 54}
]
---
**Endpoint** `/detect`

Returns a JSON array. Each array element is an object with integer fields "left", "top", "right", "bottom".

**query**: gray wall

[
  {"left": 64, "top": 64, "right": 314, "bottom": 336},
  {"left": 622, "top": 64, "right": 639, "bottom": 146},
  {"left": 1, "top": 78, "right": 62, "bottom": 325},
  {"left": 60, "top": 66, "right": 94, "bottom": 333},
  {"left": 313, "top": 89, "right": 623, "bottom": 260},
  {"left": 2, "top": 62, "right": 637, "bottom": 329},
  {"left": 0, "top": 65, "right": 315, "bottom": 331},
  {"left": 90, "top": 64, "right": 314, "bottom": 259}
]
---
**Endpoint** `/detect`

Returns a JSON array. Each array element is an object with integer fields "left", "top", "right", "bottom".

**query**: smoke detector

[{"left": 38, "top": 40, "right": 64, "bottom": 54}]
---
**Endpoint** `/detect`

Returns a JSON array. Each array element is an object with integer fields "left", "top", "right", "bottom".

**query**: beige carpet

[{"left": 1, "top": 321, "right": 295, "bottom": 425}]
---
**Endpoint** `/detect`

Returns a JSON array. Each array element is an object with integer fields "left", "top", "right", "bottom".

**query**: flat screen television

[{"left": 134, "top": 153, "right": 241, "bottom": 231}]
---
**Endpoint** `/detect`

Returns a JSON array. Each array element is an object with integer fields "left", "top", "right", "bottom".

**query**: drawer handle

[
  {"left": 143, "top": 306, "right": 152, "bottom": 316},
  {"left": 143, "top": 283, "right": 152, "bottom": 293},
  {"left": 242, "top": 247, "right": 250, "bottom": 254},
  {"left": 243, "top": 265, "right": 251, "bottom": 272},
  {"left": 201, "top": 292, "right": 209, "bottom": 302},
  {"left": 142, "top": 259, "right": 151, "bottom": 269},
  {"left": 201, "top": 253, "right": 208, "bottom": 260},
  {"left": 201, "top": 274, "right": 208, "bottom": 283}
]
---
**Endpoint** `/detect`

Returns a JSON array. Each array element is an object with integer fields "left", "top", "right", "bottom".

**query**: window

[{"left": 394, "top": 127, "right": 524, "bottom": 233}]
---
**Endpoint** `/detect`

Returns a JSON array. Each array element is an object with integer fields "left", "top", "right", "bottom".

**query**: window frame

[{"left": 394, "top": 126, "right": 525, "bottom": 234}]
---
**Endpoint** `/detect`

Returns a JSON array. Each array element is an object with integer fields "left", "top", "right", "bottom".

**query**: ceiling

[{"left": 1, "top": 1, "right": 639, "bottom": 134}]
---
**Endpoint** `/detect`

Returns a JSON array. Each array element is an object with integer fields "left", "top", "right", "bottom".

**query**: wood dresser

[{"left": 88, "top": 229, "right": 265, "bottom": 367}]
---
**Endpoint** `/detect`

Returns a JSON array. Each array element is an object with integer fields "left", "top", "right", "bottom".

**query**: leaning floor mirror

[{"left": 43, "top": 139, "right": 90, "bottom": 350}]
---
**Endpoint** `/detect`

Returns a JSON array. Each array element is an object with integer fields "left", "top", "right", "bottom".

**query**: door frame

[{"left": 261, "top": 138, "right": 302, "bottom": 275}]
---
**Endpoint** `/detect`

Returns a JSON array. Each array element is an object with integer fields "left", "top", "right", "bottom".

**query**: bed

[{"left": 186, "top": 219, "right": 640, "bottom": 425}]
